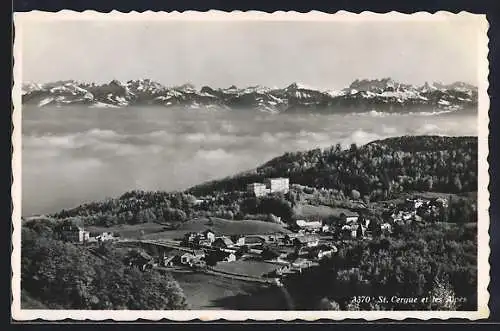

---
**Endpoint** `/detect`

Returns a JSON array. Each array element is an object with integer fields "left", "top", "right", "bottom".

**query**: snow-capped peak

[
  {"left": 287, "top": 82, "right": 319, "bottom": 91},
  {"left": 21, "top": 78, "right": 478, "bottom": 113},
  {"left": 324, "top": 89, "right": 347, "bottom": 98}
]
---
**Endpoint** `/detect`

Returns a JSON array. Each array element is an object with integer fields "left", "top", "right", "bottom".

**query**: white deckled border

[{"left": 11, "top": 10, "right": 490, "bottom": 321}]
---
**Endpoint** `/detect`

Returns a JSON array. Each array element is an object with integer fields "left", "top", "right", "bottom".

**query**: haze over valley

[{"left": 22, "top": 104, "right": 477, "bottom": 216}]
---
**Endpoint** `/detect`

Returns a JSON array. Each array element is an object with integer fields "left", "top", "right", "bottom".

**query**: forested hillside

[
  {"left": 284, "top": 221, "right": 478, "bottom": 310},
  {"left": 190, "top": 135, "right": 478, "bottom": 200}
]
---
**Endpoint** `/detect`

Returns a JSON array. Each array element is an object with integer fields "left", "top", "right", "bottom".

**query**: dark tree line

[
  {"left": 52, "top": 191, "right": 195, "bottom": 226},
  {"left": 21, "top": 219, "right": 188, "bottom": 310}
]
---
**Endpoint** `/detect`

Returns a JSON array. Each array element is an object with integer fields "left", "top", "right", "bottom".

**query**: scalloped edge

[{"left": 11, "top": 10, "right": 490, "bottom": 322}]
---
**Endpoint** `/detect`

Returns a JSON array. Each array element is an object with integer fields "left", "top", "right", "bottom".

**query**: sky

[{"left": 20, "top": 17, "right": 483, "bottom": 90}]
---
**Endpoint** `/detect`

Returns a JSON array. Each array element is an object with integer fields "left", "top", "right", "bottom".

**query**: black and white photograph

[{"left": 12, "top": 11, "right": 490, "bottom": 320}]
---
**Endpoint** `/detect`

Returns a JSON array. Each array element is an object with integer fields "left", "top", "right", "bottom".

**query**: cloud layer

[{"left": 22, "top": 107, "right": 478, "bottom": 215}]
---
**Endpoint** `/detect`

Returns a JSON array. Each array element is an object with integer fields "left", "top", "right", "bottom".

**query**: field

[
  {"left": 173, "top": 273, "right": 288, "bottom": 310},
  {"left": 143, "top": 217, "right": 291, "bottom": 240},
  {"left": 213, "top": 260, "right": 279, "bottom": 278},
  {"left": 85, "top": 217, "right": 291, "bottom": 240},
  {"left": 86, "top": 223, "right": 167, "bottom": 239},
  {"left": 294, "top": 204, "right": 353, "bottom": 219}
]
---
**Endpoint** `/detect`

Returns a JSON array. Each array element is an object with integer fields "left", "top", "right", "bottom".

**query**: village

[{"left": 55, "top": 176, "right": 451, "bottom": 287}]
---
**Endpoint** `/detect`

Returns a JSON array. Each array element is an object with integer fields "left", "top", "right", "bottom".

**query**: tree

[
  {"left": 163, "top": 208, "right": 187, "bottom": 223},
  {"left": 261, "top": 246, "right": 280, "bottom": 260},
  {"left": 425, "top": 177, "right": 434, "bottom": 191},
  {"left": 368, "top": 218, "right": 382, "bottom": 237},
  {"left": 258, "top": 196, "right": 294, "bottom": 222},
  {"left": 453, "top": 175, "right": 463, "bottom": 192},
  {"left": 240, "top": 197, "right": 259, "bottom": 214},
  {"left": 318, "top": 298, "right": 341, "bottom": 310},
  {"left": 135, "top": 208, "right": 157, "bottom": 223},
  {"left": 21, "top": 225, "right": 188, "bottom": 310},
  {"left": 350, "top": 189, "right": 361, "bottom": 200},
  {"left": 334, "top": 143, "right": 342, "bottom": 154},
  {"left": 356, "top": 224, "right": 363, "bottom": 239},
  {"left": 428, "top": 275, "right": 458, "bottom": 310}
]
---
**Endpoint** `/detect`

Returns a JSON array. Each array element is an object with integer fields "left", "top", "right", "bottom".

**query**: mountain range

[{"left": 22, "top": 78, "right": 478, "bottom": 113}]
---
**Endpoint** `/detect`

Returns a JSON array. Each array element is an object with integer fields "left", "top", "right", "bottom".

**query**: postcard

[{"left": 12, "top": 10, "right": 490, "bottom": 321}]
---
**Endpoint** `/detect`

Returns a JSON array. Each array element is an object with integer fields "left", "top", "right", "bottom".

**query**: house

[
  {"left": 249, "top": 248, "right": 265, "bottom": 255},
  {"left": 314, "top": 245, "right": 338, "bottom": 260},
  {"left": 293, "top": 235, "right": 319, "bottom": 248},
  {"left": 206, "top": 249, "right": 237, "bottom": 264},
  {"left": 317, "top": 247, "right": 337, "bottom": 260},
  {"left": 295, "top": 220, "right": 322, "bottom": 232},
  {"left": 223, "top": 252, "right": 237, "bottom": 262},
  {"left": 212, "top": 236, "right": 235, "bottom": 250},
  {"left": 198, "top": 238, "right": 213, "bottom": 247},
  {"left": 266, "top": 233, "right": 286, "bottom": 244},
  {"left": 128, "top": 251, "right": 155, "bottom": 271},
  {"left": 275, "top": 264, "right": 292, "bottom": 275},
  {"left": 96, "top": 231, "right": 115, "bottom": 242},
  {"left": 296, "top": 243, "right": 337, "bottom": 260},
  {"left": 180, "top": 250, "right": 205, "bottom": 265},
  {"left": 296, "top": 246, "right": 311, "bottom": 257},
  {"left": 392, "top": 209, "right": 415, "bottom": 223},
  {"left": 402, "top": 212, "right": 414, "bottom": 221},
  {"left": 60, "top": 223, "right": 90, "bottom": 243},
  {"left": 202, "top": 229, "right": 216, "bottom": 243},
  {"left": 236, "top": 235, "right": 267, "bottom": 247},
  {"left": 381, "top": 223, "right": 392, "bottom": 234},
  {"left": 190, "top": 259, "right": 207, "bottom": 269},
  {"left": 163, "top": 255, "right": 178, "bottom": 267},
  {"left": 182, "top": 232, "right": 198, "bottom": 246},
  {"left": 180, "top": 253, "right": 198, "bottom": 265},
  {"left": 247, "top": 177, "right": 290, "bottom": 197},
  {"left": 290, "top": 258, "right": 314, "bottom": 272},
  {"left": 284, "top": 233, "right": 302, "bottom": 245},
  {"left": 341, "top": 224, "right": 359, "bottom": 239},
  {"left": 340, "top": 211, "right": 359, "bottom": 224},
  {"left": 247, "top": 183, "right": 270, "bottom": 197},
  {"left": 265, "top": 178, "right": 290, "bottom": 194},
  {"left": 434, "top": 197, "right": 448, "bottom": 208}
]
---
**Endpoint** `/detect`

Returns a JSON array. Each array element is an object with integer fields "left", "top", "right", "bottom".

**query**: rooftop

[
  {"left": 294, "top": 235, "right": 319, "bottom": 243},
  {"left": 215, "top": 236, "right": 234, "bottom": 246},
  {"left": 340, "top": 211, "right": 359, "bottom": 217}
]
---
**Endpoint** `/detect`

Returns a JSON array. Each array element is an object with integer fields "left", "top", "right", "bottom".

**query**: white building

[
  {"left": 341, "top": 211, "right": 359, "bottom": 224},
  {"left": 296, "top": 220, "right": 322, "bottom": 232},
  {"left": 96, "top": 232, "right": 115, "bottom": 242},
  {"left": 381, "top": 223, "right": 392, "bottom": 233},
  {"left": 60, "top": 224, "right": 90, "bottom": 243},
  {"left": 202, "top": 229, "right": 216, "bottom": 243},
  {"left": 265, "top": 178, "right": 290, "bottom": 194},
  {"left": 247, "top": 183, "right": 270, "bottom": 197}
]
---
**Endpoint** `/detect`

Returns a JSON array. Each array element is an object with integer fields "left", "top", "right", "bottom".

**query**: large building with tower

[{"left": 247, "top": 178, "right": 290, "bottom": 197}]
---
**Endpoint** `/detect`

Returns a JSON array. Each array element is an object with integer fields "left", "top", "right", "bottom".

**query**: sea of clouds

[{"left": 21, "top": 106, "right": 478, "bottom": 215}]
